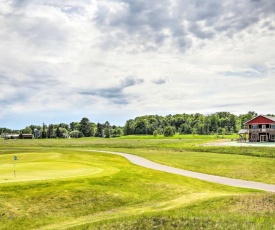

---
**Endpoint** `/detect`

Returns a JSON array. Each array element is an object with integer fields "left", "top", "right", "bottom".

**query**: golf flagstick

[{"left": 14, "top": 155, "right": 18, "bottom": 178}]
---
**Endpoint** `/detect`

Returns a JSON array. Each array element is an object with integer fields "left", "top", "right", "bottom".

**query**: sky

[{"left": 1, "top": 0, "right": 275, "bottom": 129}]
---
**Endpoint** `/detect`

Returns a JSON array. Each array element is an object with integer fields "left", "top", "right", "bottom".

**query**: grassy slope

[
  {"left": 0, "top": 149, "right": 251, "bottom": 230},
  {"left": 88, "top": 194, "right": 275, "bottom": 230},
  {"left": 0, "top": 137, "right": 274, "bottom": 229}
]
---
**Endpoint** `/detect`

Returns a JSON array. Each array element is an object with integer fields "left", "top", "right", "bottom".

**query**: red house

[{"left": 245, "top": 115, "right": 275, "bottom": 142}]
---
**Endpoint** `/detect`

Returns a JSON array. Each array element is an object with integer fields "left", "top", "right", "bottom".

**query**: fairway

[{"left": 0, "top": 153, "right": 103, "bottom": 183}]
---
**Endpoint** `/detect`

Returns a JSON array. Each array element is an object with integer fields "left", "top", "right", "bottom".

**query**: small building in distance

[
  {"left": 238, "top": 129, "right": 248, "bottom": 142},
  {"left": 244, "top": 115, "right": 275, "bottom": 142},
  {"left": 3, "top": 134, "right": 20, "bottom": 139},
  {"left": 20, "top": 134, "right": 33, "bottom": 139}
]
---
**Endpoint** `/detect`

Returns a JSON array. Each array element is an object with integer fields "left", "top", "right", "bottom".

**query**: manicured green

[{"left": 0, "top": 152, "right": 104, "bottom": 183}]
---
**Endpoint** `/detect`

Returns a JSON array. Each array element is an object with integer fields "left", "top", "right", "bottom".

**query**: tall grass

[{"left": 74, "top": 194, "right": 275, "bottom": 230}]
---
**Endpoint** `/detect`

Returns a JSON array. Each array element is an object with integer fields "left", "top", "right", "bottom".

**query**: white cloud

[{"left": 0, "top": 0, "right": 275, "bottom": 129}]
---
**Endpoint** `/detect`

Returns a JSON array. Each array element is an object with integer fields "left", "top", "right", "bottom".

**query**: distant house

[
  {"left": 4, "top": 134, "right": 20, "bottom": 139},
  {"left": 243, "top": 115, "right": 275, "bottom": 142},
  {"left": 20, "top": 134, "right": 33, "bottom": 139}
]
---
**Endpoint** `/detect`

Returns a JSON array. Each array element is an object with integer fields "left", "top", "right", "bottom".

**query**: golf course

[{"left": 0, "top": 135, "right": 274, "bottom": 229}]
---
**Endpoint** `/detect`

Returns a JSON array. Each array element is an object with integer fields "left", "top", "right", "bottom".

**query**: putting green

[{"left": 0, "top": 152, "right": 104, "bottom": 183}]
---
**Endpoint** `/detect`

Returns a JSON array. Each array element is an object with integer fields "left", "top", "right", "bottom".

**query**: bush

[
  {"left": 163, "top": 126, "right": 175, "bottom": 137},
  {"left": 69, "top": 130, "right": 83, "bottom": 138},
  {"left": 153, "top": 130, "right": 158, "bottom": 137}
]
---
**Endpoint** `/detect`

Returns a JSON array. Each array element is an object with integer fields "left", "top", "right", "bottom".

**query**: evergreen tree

[{"left": 95, "top": 123, "right": 104, "bottom": 137}]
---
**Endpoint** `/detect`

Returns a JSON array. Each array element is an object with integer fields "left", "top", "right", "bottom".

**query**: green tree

[
  {"left": 134, "top": 119, "right": 148, "bottom": 134},
  {"left": 56, "top": 127, "right": 62, "bottom": 138},
  {"left": 179, "top": 123, "right": 191, "bottom": 134},
  {"left": 95, "top": 123, "right": 104, "bottom": 137},
  {"left": 192, "top": 127, "right": 198, "bottom": 135},
  {"left": 124, "top": 119, "right": 134, "bottom": 135},
  {"left": 104, "top": 127, "right": 112, "bottom": 138},
  {"left": 113, "top": 128, "right": 123, "bottom": 137},
  {"left": 69, "top": 130, "right": 83, "bottom": 138},
  {"left": 163, "top": 126, "right": 175, "bottom": 137},
  {"left": 59, "top": 127, "right": 68, "bottom": 138},
  {"left": 103, "top": 121, "right": 112, "bottom": 138},
  {"left": 217, "top": 127, "right": 223, "bottom": 135},
  {"left": 153, "top": 130, "right": 158, "bottom": 137},
  {"left": 21, "top": 126, "right": 32, "bottom": 134},
  {"left": 41, "top": 123, "right": 47, "bottom": 139},
  {"left": 79, "top": 117, "right": 93, "bottom": 137},
  {"left": 47, "top": 124, "right": 54, "bottom": 138}
]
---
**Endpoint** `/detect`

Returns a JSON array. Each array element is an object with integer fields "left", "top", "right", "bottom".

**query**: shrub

[
  {"left": 153, "top": 130, "right": 158, "bottom": 137},
  {"left": 163, "top": 126, "right": 175, "bottom": 137}
]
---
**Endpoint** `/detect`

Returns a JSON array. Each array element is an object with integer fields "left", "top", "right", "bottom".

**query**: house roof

[
  {"left": 244, "top": 115, "right": 275, "bottom": 125},
  {"left": 264, "top": 115, "right": 275, "bottom": 122}
]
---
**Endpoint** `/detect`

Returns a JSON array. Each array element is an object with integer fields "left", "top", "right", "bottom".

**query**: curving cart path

[{"left": 89, "top": 150, "right": 275, "bottom": 193}]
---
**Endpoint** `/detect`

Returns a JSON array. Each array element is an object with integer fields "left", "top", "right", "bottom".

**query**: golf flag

[{"left": 14, "top": 155, "right": 18, "bottom": 161}]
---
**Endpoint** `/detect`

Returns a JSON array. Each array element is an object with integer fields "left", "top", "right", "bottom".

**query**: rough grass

[{"left": 73, "top": 194, "right": 275, "bottom": 230}]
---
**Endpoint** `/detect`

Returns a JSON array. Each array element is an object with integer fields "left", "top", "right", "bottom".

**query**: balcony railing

[{"left": 249, "top": 128, "right": 275, "bottom": 132}]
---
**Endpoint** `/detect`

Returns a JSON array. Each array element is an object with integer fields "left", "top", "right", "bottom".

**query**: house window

[
  {"left": 252, "top": 134, "right": 258, "bottom": 140},
  {"left": 252, "top": 125, "right": 258, "bottom": 129},
  {"left": 271, "top": 125, "right": 275, "bottom": 129},
  {"left": 270, "top": 134, "right": 275, "bottom": 141}
]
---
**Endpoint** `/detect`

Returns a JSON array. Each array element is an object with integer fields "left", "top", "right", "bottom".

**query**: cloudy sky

[{"left": 1, "top": 0, "right": 275, "bottom": 129}]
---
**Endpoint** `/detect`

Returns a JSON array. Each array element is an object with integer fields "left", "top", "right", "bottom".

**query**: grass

[
  {"left": 0, "top": 149, "right": 252, "bottom": 229},
  {"left": 113, "top": 134, "right": 275, "bottom": 158},
  {"left": 1, "top": 137, "right": 274, "bottom": 183},
  {"left": 1, "top": 136, "right": 274, "bottom": 158},
  {"left": 88, "top": 194, "right": 275, "bottom": 230},
  {"left": 106, "top": 148, "right": 275, "bottom": 184},
  {"left": 0, "top": 152, "right": 105, "bottom": 183},
  {"left": 118, "top": 134, "right": 237, "bottom": 140},
  {"left": 0, "top": 136, "right": 274, "bottom": 229}
]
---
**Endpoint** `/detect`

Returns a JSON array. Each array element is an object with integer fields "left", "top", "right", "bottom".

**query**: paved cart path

[{"left": 89, "top": 150, "right": 275, "bottom": 193}]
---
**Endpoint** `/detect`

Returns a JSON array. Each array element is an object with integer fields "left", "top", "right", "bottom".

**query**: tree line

[
  {"left": 0, "top": 117, "right": 123, "bottom": 139},
  {"left": 1, "top": 111, "right": 273, "bottom": 138},
  {"left": 123, "top": 111, "right": 261, "bottom": 136}
]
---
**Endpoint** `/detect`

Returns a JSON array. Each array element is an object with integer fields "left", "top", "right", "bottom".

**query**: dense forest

[
  {"left": 0, "top": 111, "right": 273, "bottom": 138},
  {"left": 123, "top": 111, "right": 261, "bottom": 136}
]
